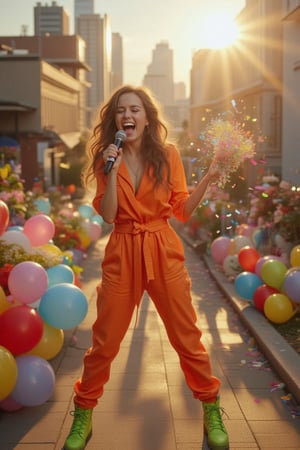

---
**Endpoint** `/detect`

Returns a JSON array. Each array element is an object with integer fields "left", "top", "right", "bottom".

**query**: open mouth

[{"left": 123, "top": 122, "right": 135, "bottom": 131}]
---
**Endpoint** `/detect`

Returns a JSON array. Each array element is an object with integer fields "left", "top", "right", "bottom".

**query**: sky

[{"left": 0, "top": 0, "right": 245, "bottom": 92}]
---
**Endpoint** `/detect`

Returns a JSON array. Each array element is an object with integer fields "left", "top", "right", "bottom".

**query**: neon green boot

[
  {"left": 202, "top": 397, "right": 229, "bottom": 450},
  {"left": 64, "top": 405, "right": 93, "bottom": 450}
]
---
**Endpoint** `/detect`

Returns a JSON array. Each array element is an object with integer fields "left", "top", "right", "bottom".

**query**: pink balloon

[
  {"left": 0, "top": 200, "right": 9, "bottom": 236},
  {"left": 23, "top": 214, "right": 55, "bottom": 247},
  {"left": 8, "top": 261, "right": 48, "bottom": 304},
  {"left": 88, "top": 222, "right": 102, "bottom": 241},
  {"left": 0, "top": 395, "right": 23, "bottom": 412},
  {"left": 210, "top": 236, "right": 231, "bottom": 265}
]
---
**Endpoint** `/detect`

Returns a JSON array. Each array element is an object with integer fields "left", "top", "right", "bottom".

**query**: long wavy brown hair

[{"left": 81, "top": 85, "right": 171, "bottom": 189}]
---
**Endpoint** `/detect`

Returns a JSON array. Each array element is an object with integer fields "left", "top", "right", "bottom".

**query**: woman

[{"left": 64, "top": 85, "right": 229, "bottom": 450}]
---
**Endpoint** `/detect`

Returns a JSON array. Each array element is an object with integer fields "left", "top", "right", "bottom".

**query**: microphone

[{"left": 104, "top": 130, "right": 127, "bottom": 175}]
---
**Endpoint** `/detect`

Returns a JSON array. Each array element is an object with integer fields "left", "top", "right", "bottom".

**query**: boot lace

[
  {"left": 205, "top": 404, "right": 228, "bottom": 432},
  {"left": 69, "top": 408, "right": 91, "bottom": 438}
]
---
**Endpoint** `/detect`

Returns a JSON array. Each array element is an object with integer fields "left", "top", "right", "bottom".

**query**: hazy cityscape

[{"left": 0, "top": 0, "right": 299, "bottom": 191}]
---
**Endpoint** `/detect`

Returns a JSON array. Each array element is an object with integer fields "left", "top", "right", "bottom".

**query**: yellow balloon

[
  {"left": 0, "top": 345, "right": 18, "bottom": 401},
  {"left": 28, "top": 322, "right": 64, "bottom": 360},
  {"left": 290, "top": 245, "right": 300, "bottom": 268},
  {"left": 264, "top": 293, "right": 294, "bottom": 324},
  {"left": 77, "top": 230, "right": 91, "bottom": 250},
  {"left": 0, "top": 287, "right": 9, "bottom": 314}
]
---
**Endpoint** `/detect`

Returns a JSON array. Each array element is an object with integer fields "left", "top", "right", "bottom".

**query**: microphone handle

[
  {"left": 104, "top": 156, "right": 115, "bottom": 175},
  {"left": 104, "top": 135, "right": 125, "bottom": 175}
]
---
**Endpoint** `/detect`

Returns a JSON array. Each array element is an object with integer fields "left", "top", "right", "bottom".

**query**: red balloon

[
  {"left": 238, "top": 246, "right": 260, "bottom": 272},
  {"left": 0, "top": 305, "right": 43, "bottom": 355},
  {"left": 0, "top": 200, "right": 9, "bottom": 236},
  {"left": 253, "top": 284, "right": 279, "bottom": 313}
]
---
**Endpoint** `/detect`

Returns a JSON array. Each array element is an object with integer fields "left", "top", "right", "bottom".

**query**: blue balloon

[
  {"left": 46, "top": 264, "right": 74, "bottom": 287},
  {"left": 34, "top": 198, "right": 51, "bottom": 214},
  {"left": 39, "top": 283, "right": 88, "bottom": 329},
  {"left": 234, "top": 271, "right": 263, "bottom": 301},
  {"left": 91, "top": 214, "right": 104, "bottom": 225},
  {"left": 78, "top": 203, "right": 94, "bottom": 219}
]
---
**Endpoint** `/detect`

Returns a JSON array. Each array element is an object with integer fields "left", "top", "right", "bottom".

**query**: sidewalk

[{"left": 0, "top": 233, "right": 300, "bottom": 449}]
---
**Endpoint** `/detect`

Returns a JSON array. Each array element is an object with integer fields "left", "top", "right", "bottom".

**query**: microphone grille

[{"left": 115, "top": 130, "right": 127, "bottom": 142}]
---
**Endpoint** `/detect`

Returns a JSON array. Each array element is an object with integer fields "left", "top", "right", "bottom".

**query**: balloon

[
  {"left": 210, "top": 236, "right": 231, "bottom": 264},
  {"left": 253, "top": 284, "right": 279, "bottom": 313},
  {"left": 0, "top": 345, "right": 18, "bottom": 401},
  {"left": 78, "top": 203, "right": 94, "bottom": 219},
  {"left": 1, "top": 230, "right": 31, "bottom": 252},
  {"left": 261, "top": 259, "right": 288, "bottom": 290},
  {"left": 11, "top": 355, "right": 55, "bottom": 407},
  {"left": 82, "top": 221, "right": 102, "bottom": 241},
  {"left": 77, "top": 229, "right": 91, "bottom": 250},
  {"left": 32, "top": 243, "right": 63, "bottom": 263},
  {"left": 39, "top": 283, "right": 88, "bottom": 329},
  {"left": 66, "top": 184, "right": 76, "bottom": 194},
  {"left": 28, "top": 322, "right": 64, "bottom": 360},
  {"left": 252, "top": 228, "right": 264, "bottom": 248},
  {"left": 34, "top": 198, "right": 51, "bottom": 215},
  {"left": 229, "top": 235, "right": 253, "bottom": 255},
  {"left": 8, "top": 261, "right": 48, "bottom": 304},
  {"left": 234, "top": 271, "right": 263, "bottom": 301},
  {"left": 255, "top": 255, "right": 282, "bottom": 278},
  {"left": 70, "top": 248, "right": 84, "bottom": 265},
  {"left": 264, "top": 293, "right": 295, "bottom": 324},
  {"left": 23, "top": 214, "right": 55, "bottom": 247},
  {"left": 0, "top": 286, "right": 9, "bottom": 314},
  {"left": 222, "top": 254, "right": 242, "bottom": 277},
  {"left": 91, "top": 214, "right": 104, "bottom": 225},
  {"left": 290, "top": 245, "right": 300, "bottom": 267},
  {"left": 238, "top": 246, "right": 260, "bottom": 272},
  {"left": 0, "top": 200, "right": 9, "bottom": 235},
  {"left": 0, "top": 305, "right": 44, "bottom": 355},
  {"left": 0, "top": 395, "right": 23, "bottom": 412},
  {"left": 283, "top": 268, "right": 300, "bottom": 303},
  {"left": 46, "top": 264, "right": 74, "bottom": 287}
]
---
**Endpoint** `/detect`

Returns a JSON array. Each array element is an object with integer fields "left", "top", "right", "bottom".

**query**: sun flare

[{"left": 200, "top": 12, "right": 240, "bottom": 49}]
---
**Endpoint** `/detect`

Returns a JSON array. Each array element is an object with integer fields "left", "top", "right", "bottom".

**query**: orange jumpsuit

[{"left": 74, "top": 145, "right": 220, "bottom": 408}]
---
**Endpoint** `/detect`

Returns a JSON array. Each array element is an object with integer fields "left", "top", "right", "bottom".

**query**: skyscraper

[
  {"left": 34, "top": 1, "right": 69, "bottom": 36},
  {"left": 143, "top": 41, "right": 174, "bottom": 106},
  {"left": 75, "top": 0, "right": 95, "bottom": 19},
  {"left": 76, "top": 13, "right": 112, "bottom": 121}
]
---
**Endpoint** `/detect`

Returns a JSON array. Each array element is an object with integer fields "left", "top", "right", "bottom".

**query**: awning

[
  {"left": 0, "top": 100, "right": 36, "bottom": 112},
  {"left": 0, "top": 136, "right": 19, "bottom": 148},
  {"left": 59, "top": 132, "right": 81, "bottom": 149}
]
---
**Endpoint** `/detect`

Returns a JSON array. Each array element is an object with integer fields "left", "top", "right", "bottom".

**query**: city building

[
  {"left": 75, "top": 13, "right": 112, "bottom": 123},
  {"left": 281, "top": 0, "right": 300, "bottom": 185},
  {"left": 143, "top": 41, "right": 189, "bottom": 132},
  {"left": 111, "top": 32, "right": 123, "bottom": 91},
  {"left": 74, "top": 0, "right": 95, "bottom": 18},
  {"left": 34, "top": 1, "right": 69, "bottom": 35},
  {"left": 143, "top": 41, "right": 174, "bottom": 106},
  {"left": 0, "top": 34, "right": 91, "bottom": 189}
]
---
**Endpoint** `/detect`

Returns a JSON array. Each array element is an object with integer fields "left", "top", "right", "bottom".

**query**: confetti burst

[{"left": 200, "top": 117, "right": 256, "bottom": 188}]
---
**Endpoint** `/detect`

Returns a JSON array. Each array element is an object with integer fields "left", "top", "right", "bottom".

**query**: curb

[{"left": 180, "top": 233, "right": 300, "bottom": 404}]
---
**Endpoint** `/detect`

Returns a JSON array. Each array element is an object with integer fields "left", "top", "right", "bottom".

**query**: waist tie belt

[{"left": 114, "top": 219, "right": 169, "bottom": 284}]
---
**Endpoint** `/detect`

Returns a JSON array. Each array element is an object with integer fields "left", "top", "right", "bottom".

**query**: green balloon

[{"left": 261, "top": 259, "right": 287, "bottom": 290}]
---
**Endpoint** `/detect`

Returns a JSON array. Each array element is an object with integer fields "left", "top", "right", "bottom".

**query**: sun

[{"left": 199, "top": 11, "right": 240, "bottom": 49}]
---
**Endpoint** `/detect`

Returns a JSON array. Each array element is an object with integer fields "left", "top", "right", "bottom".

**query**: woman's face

[{"left": 115, "top": 92, "right": 149, "bottom": 144}]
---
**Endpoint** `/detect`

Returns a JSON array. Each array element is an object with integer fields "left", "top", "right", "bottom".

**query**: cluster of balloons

[
  {"left": 0, "top": 200, "right": 101, "bottom": 411},
  {"left": 210, "top": 232, "right": 300, "bottom": 325},
  {"left": 0, "top": 260, "right": 88, "bottom": 411}
]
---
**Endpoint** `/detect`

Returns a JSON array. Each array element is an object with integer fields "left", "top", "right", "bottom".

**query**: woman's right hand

[{"left": 103, "top": 144, "right": 123, "bottom": 173}]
